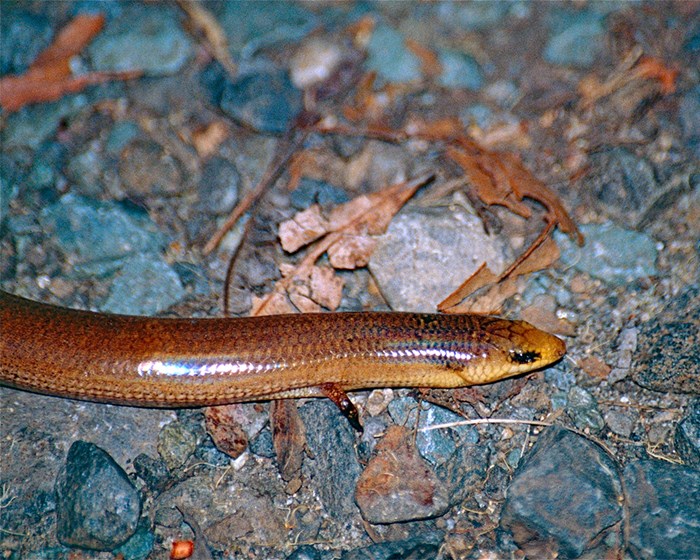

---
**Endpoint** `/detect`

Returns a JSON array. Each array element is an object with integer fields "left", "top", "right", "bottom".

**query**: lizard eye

[{"left": 509, "top": 349, "right": 541, "bottom": 365}]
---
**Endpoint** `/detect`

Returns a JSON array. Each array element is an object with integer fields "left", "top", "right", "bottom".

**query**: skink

[{"left": 0, "top": 290, "right": 565, "bottom": 426}]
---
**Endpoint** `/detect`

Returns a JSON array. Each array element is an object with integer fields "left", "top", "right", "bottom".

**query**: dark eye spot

[{"left": 510, "top": 350, "right": 541, "bottom": 364}]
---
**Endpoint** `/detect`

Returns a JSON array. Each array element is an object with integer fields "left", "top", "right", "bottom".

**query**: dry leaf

[
  {"left": 578, "top": 356, "right": 612, "bottom": 379},
  {"left": 271, "top": 399, "right": 306, "bottom": 485},
  {"left": 0, "top": 14, "right": 141, "bottom": 113},
  {"left": 327, "top": 233, "right": 377, "bottom": 269},
  {"left": 405, "top": 39, "right": 442, "bottom": 79},
  {"left": 204, "top": 405, "right": 248, "bottom": 459},
  {"left": 279, "top": 204, "right": 330, "bottom": 253},
  {"left": 310, "top": 266, "right": 345, "bottom": 310}
]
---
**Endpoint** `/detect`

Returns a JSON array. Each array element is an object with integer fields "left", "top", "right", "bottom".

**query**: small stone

[
  {"left": 675, "top": 399, "right": 700, "bottom": 467},
  {"left": 502, "top": 426, "right": 622, "bottom": 558},
  {"left": 554, "top": 223, "right": 658, "bottom": 286},
  {"left": 369, "top": 206, "right": 508, "bottom": 311},
  {"left": 0, "top": 9, "right": 52, "bottom": 75},
  {"left": 366, "top": 24, "right": 422, "bottom": 83},
  {"left": 567, "top": 386, "right": 605, "bottom": 433},
  {"left": 604, "top": 409, "right": 635, "bottom": 438},
  {"left": 101, "top": 253, "right": 185, "bottom": 316},
  {"left": 118, "top": 139, "right": 184, "bottom": 198},
  {"left": 39, "top": 193, "right": 166, "bottom": 278},
  {"left": 298, "top": 400, "right": 362, "bottom": 519},
  {"left": 88, "top": 5, "right": 193, "bottom": 76},
  {"left": 438, "top": 50, "right": 483, "bottom": 90},
  {"left": 290, "top": 178, "right": 349, "bottom": 210},
  {"left": 220, "top": 69, "right": 303, "bottom": 134},
  {"left": 197, "top": 156, "right": 240, "bottom": 215},
  {"left": 56, "top": 441, "right": 141, "bottom": 550},
  {"left": 355, "top": 426, "right": 450, "bottom": 523},
  {"left": 157, "top": 421, "right": 198, "bottom": 472},
  {"left": 437, "top": 2, "right": 509, "bottom": 31},
  {"left": 625, "top": 460, "right": 700, "bottom": 560},
  {"left": 631, "top": 286, "right": 699, "bottom": 394},
  {"left": 544, "top": 11, "right": 605, "bottom": 68},
  {"left": 290, "top": 38, "right": 343, "bottom": 89},
  {"left": 340, "top": 533, "right": 443, "bottom": 560}
]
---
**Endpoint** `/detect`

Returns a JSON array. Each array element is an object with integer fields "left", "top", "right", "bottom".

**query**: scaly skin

[{"left": 0, "top": 290, "right": 565, "bottom": 408}]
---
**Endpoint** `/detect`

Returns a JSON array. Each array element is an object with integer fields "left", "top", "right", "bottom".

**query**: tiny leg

[{"left": 320, "top": 383, "right": 363, "bottom": 432}]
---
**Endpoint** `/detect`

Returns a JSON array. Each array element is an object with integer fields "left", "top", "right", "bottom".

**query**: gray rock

[
  {"left": 366, "top": 24, "right": 422, "bottom": 83},
  {"left": 544, "top": 11, "right": 605, "bottom": 68},
  {"left": 675, "top": 399, "right": 700, "bottom": 467},
  {"left": 624, "top": 459, "right": 700, "bottom": 560},
  {"left": 100, "top": 253, "right": 185, "bottom": 316},
  {"left": 369, "top": 206, "right": 508, "bottom": 311},
  {"left": 299, "top": 400, "right": 362, "bottom": 519},
  {"left": 88, "top": 5, "right": 193, "bottom": 76},
  {"left": 631, "top": 286, "right": 699, "bottom": 394},
  {"left": 438, "top": 50, "right": 484, "bottom": 90},
  {"left": 39, "top": 193, "right": 166, "bottom": 278},
  {"left": 340, "top": 532, "right": 443, "bottom": 560},
  {"left": 567, "top": 386, "right": 605, "bottom": 434},
  {"left": 55, "top": 441, "right": 141, "bottom": 550},
  {"left": 555, "top": 223, "right": 658, "bottom": 286},
  {"left": 0, "top": 9, "right": 52, "bottom": 75},
  {"left": 157, "top": 420, "right": 198, "bottom": 472},
  {"left": 220, "top": 69, "right": 303, "bottom": 134},
  {"left": 502, "top": 426, "right": 622, "bottom": 558}
]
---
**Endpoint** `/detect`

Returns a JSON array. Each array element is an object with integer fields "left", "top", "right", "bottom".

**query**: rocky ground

[{"left": 0, "top": 1, "right": 698, "bottom": 559}]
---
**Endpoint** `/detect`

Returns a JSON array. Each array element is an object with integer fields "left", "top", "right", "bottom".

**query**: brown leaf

[
  {"left": 177, "top": 0, "right": 238, "bottom": 77},
  {"left": 271, "top": 400, "right": 306, "bottom": 485},
  {"left": 578, "top": 356, "right": 612, "bottom": 380},
  {"left": 327, "top": 233, "right": 377, "bottom": 269},
  {"left": 405, "top": 39, "right": 442, "bottom": 79},
  {"left": 204, "top": 406, "right": 248, "bottom": 459},
  {"left": 310, "top": 266, "right": 344, "bottom": 310},
  {"left": 279, "top": 204, "right": 330, "bottom": 253},
  {"left": 0, "top": 14, "right": 141, "bottom": 113}
]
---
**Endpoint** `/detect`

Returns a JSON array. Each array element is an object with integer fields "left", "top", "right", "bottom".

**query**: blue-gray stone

[
  {"left": 388, "top": 397, "right": 478, "bottom": 466},
  {"left": 437, "top": 2, "right": 510, "bottom": 31},
  {"left": 39, "top": 193, "right": 166, "bottom": 278},
  {"left": 459, "top": 104, "right": 494, "bottom": 129},
  {"left": 2, "top": 95, "right": 89, "bottom": 150},
  {"left": 544, "top": 12, "right": 605, "bottom": 68},
  {"left": 291, "top": 178, "right": 350, "bottom": 210},
  {"left": 567, "top": 386, "right": 605, "bottom": 434},
  {"left": 219, "top": 1, "right": 316, "bottom": 59},
  {"left": 105, "top": 121, "right": 142, "bottom": 156},
  {"left": 366, "top": 24, "right": 422, "bottom": 83},
  {"left": 113, "top": 522, "right": 154, "bottom": 560},
  {"left": 88, "top": 5, "right": 193, "bottom": 76},
  {"left": 56, "top": 441, "right": 141, "bottom": 550},
  {"left": 219, "top": 69, "right": 302, "bottom": 134},
  {"left": 438, "top": 50, "right": 484, "bottom": 90},
  {"left": 101, "top": 253, "right": 185, "bottom": 316},
  {"left": 299, "top": 400, "right": 362, "bottom": 518},
  {"left": 555, "top": 223, "right": 658, "bottom": 286},
  {"left": 0, "top": 9, "right": 52, "bottom": 75}
]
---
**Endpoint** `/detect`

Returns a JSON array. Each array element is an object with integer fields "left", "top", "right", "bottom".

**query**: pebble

[
  {"left": 0, "top": 8, "right": 52, "bottom": 75},
  {"left": 388, "top": 397, "right": 478, "bottom": 467},
  {"left": 631, "top": 285, "right": 699, "bottom": 394},
  {"left": 156, "top": 420, "right": 198, "bottom": 472},
  {"left": 219, "top": 69, "right": 303, "bottom": 134},
  {"left": 340, "top": 532, "right": 443, "bottom": 560},
  {"left": 196, "top": 156, "right": 241, "bottom": 215},
  {"left": 113, "top": 523, "right": 155, "bottom": 560},
  {"left": 554, "top": 223, "right": 658, "bottom": 286},
  {"left": 39, "top": 193, "right": 166, "bottom": 278},
  {"left": 290, "top": 38, "right": 344, "bottom": 89},
  {"left": 366, "top": 23, "right": 422, "bottom": 83},
  {"left": 355, "top": 426, "right": 450, "bottom": 523},
  {"left": 105, "top": 121, "right": 142, "bottom": 156},
  {"left": 674, "top": 399, "right": 700, "bottom": 467},
  {"left": 100, "top": 253, "right": 185, "bottom": 315},
  {"left": 501, "top": 426, "right": 622, "bottom": 558},
  {"left": 133, "top": 453, "right": 170, "bottom": 494},
  {"left": 435, "top": 439, "right": 491, "bottom": 508},
  {"left": 624, "top": 459, "right": 700, "bottom": 559},
  {"left": 369, "top": 206, "right": 508, "bottom": 311},
  {"left": 543, "top": 10, "right": 605, "bottom": 68},
  {"left": 298, "top": 400, "right": 362, "bottom": 519},
  {"left": 604, "top": 409, "right": 635, "bottom": 438},
  {"left": 588, "top": 147, "right": 692, "bottom": 228},
  {"left": 55, "top": 441, "right": 142, "bottom": 550},
  {"left": 290, "top": 178, "right": 350, "bottom": 210},
  {"left": 437, "top": 49, "right": 484, "bottom": 90},
  {"left": 566, "top": 386, "right": 605, "bottom": 433},
  {"left": 118, "top": 138, "right": 184, "bottom": 198},
  {"left": 437, "top": 2, "right": 509, "bottom": 31},
  {"left": 88, "top": 5, "right": 193, "bottom": 76}
]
